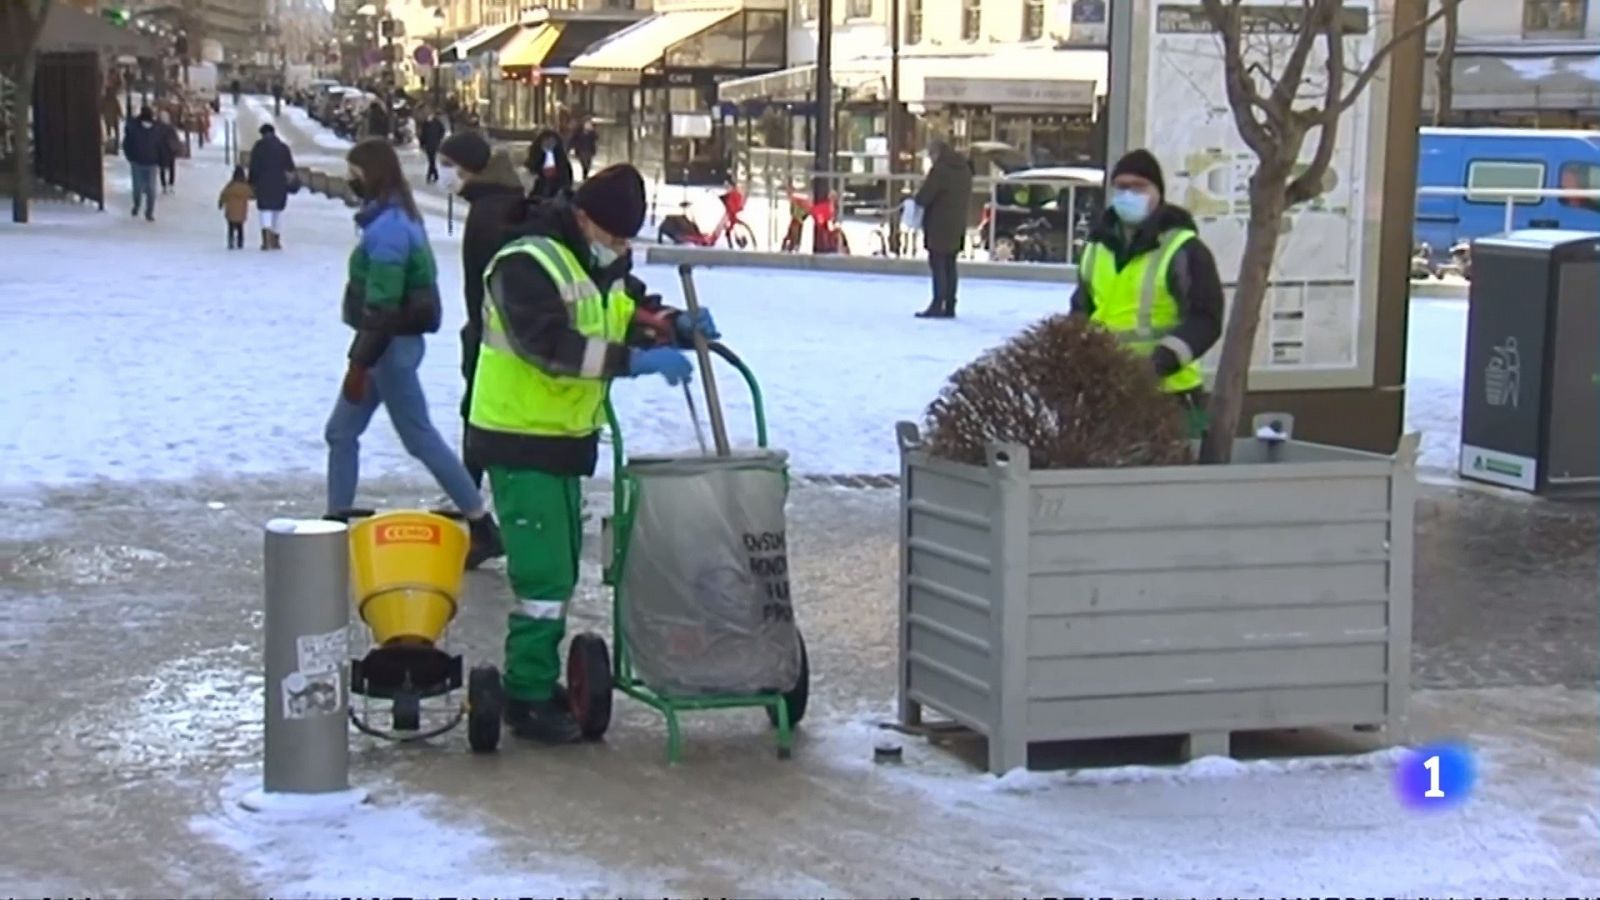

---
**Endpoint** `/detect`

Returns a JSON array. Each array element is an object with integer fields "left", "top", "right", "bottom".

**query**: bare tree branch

[
  {"left": 1338, "top": 0, "right": 1465, "bottom": 112},
  {"left": 1200, "top": 0, "right": 1274, "bottom": 155},
  {"left": 1266, "top": 0, "right": 1323, "bottom": 115},
  {"left": 1285, "top": 0, "right": 1345, "bottom": 204}
]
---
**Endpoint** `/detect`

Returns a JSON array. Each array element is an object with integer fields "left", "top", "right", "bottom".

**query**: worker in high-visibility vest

[
  {"left": 466, "top": 164, "right": 718, "bottom": 744},
  {"left": 1071, "top": 149, "right": 1225, "bottom": 436}
]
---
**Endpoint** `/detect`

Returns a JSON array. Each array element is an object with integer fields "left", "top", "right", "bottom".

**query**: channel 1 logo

[{"left": 1393, "top": 742, "right": 1476, "bottom": 811}]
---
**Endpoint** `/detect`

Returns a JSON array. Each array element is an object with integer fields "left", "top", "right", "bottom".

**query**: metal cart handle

[{"left": 604, "top": 340, "right": 770, "bottom": 475}]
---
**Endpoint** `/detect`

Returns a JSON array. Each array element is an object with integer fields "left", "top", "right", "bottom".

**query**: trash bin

[{"left": 1459, "top": 229, "right": 1600, "bottom": 496}]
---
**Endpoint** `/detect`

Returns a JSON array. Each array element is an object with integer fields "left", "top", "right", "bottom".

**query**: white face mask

[
  {"left": 1111, "top": 189, "right": 1153, "bottom": 226},
  {"left": 442, "top": 165, "right": 461, "bottom": 193},
  {"left": 591, "top": 241, "right": 620, "bottom": 269}
]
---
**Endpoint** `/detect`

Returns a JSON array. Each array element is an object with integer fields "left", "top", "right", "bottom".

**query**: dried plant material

[{"left": 925, "top": 315, "right": 1191, "bottom": 469}]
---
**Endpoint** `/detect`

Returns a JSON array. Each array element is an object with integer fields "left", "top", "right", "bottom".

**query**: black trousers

[
  {"left": 159, "top": 162, "right": 176, "bottom": 189},
  {"left": 424, "top": 148, "right": 439, "bottom": 183},
  {"left": 460, "top": 325, "right": 483, "bottom": 489},
  {"left": 929, "top": 252, "right": 960, "bottom": 311},
  {"left": 227, "top": 221, "right": 244, "bottom": 247}
]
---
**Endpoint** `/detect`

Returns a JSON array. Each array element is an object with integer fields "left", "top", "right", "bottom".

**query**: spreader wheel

[
  {"left": 767, "top": 631, "right": 810, "bottom": 728},
  {"left": 566, "top": 632, "right": 613, "bottom": 740},
  {"left": 392, "top": 690, "right": 421, "bottom": 732},
  {"left": 466, "top": 664, "right": 503, "bottom": 754}
]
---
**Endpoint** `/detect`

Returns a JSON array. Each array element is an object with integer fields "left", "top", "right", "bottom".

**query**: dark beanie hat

[
  {"left": 1111, "top": 148, "right": 1165, "bottom": 196},
  {"left": 258, "top": 123, "right": 274, "bottom": 136},
  {"left": 574, "top": 164, "right": 647, "bottom": 239},
  {"left": 439, "top": 130, "right": 491, "bottom": 173}
]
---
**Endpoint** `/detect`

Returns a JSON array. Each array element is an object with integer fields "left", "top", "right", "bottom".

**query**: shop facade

[
  {"left": 486, "top": 10, "right": 645, "bottom": 140},
  {"left": 569, "top": 0, "right": 788, "bottom": 185}
]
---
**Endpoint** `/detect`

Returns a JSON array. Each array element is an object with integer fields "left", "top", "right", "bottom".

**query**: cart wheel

[
  {"left": 566, "top": 632, "right": 613, "bottom": 740},
  {"left": 767, "top": 631, "right": 810, "bottom": 728},
  {"left": 393, "top": 691, "right": 421, "bottom": 732},
  {"left": 466, "top": 664, "right": 503, "bottom": 754}
]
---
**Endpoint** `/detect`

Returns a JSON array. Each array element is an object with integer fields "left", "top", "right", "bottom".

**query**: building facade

[{"left": 1425, "top": 0, "right": 1600, "bottom": 127}]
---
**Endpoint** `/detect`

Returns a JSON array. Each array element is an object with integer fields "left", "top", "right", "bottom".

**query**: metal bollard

[
  {"left": 242, "top": 518, "right": 366, "bottom": 813},
  {"left": 447, "top": 191, "right": 454, "bottom": 236}
]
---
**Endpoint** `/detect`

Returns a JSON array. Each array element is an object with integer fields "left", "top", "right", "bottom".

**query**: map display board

[{"left": 1136, "top": 0, "right": 1391, "bottom": 389}]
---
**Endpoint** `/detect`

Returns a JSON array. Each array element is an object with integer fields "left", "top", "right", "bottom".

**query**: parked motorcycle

[
  {"left": 1011, "top": 216, "right": 1056, "bottom": 263},
  {"left": 1410, "top": 241, "right": 1437, "bottom": 280},
  {"left": 1449, "top": 239, "right": 1472, "bottom": 280}
]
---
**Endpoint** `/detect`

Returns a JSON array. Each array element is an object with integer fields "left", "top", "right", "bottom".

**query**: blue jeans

[
  {"left": 130, "top": 164, "right": 156, "bottom": 216},
  {"left": 324, "top": 335, "right": 484, "bottom": 516}
]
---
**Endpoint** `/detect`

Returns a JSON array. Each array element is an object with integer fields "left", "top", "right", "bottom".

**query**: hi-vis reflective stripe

[
  {"left": 515, "top": 599, "right": 566, "bottom": 620},
  {"left": 1135, "top": 229, "right": 1183, "bottom": 338}
]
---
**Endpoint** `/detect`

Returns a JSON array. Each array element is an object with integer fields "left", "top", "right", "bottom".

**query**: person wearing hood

[
  {"left": 123, "top": 106, "right": 162, "bottom": 221},
  {"left": 1070, "top": 148, "right": 1224, "bottom": 435},
  {"left": 525, "top": 129, "right": 573, "bottom": 201},
  {"left": 911, "top": 138, "right": 975, "bottom": 319},
  {"left": 465, "top": 164, "right": 719, "bottom": 744},
  {"left": 327, "top": 138, "right": 504, "bottom": 569},
  {"left": 438, "top": 129, "right": 528, "bottom": 489}
]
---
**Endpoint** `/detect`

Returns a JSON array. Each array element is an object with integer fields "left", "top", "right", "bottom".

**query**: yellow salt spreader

[{"left": 333, "top": 508, "right": 503, "bottom": 752}]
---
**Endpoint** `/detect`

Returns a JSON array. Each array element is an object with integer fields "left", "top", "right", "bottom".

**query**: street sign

[
  {"left": 454, "top": 62, "right": 474, "bottom": 79},
  {"left": 414, "top": 45, "right": 434, "bottom": 66}
]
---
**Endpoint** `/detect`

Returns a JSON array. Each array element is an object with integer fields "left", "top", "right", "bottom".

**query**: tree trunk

[
  {"left": 1432, "top": 4, "right": 1457, "bottom": 126},
  {"left": 10, "top": 54, "right": 36, "bottom": 224},
  {"left": 1199, "top": 163, "right": 1291, "bottom": 464}
]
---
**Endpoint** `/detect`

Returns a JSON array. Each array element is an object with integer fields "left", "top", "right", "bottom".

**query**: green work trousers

[{"left": 488, "top": 465, "right": 583, "bottom": 702}]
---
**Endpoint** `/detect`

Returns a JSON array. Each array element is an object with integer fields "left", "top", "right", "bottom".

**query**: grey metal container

[{"left": 895, "top": 421, "right": 1419, "bottom": 774}]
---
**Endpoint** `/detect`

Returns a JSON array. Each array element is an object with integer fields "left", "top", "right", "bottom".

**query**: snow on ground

[
  {"left": 0, "top": 105, "right": 1470, "bottom": 490},
  {"left": 191, "top": 770, "right": 617, "bottom": 900}
]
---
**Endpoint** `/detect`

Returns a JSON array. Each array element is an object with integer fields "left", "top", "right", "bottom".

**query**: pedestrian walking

[
  {"left": 569, "top": 118, "right": 598, "bottom": 180},
  {"left": 365, "top": 100, "right": 391, "bottom": 142},
  {"left": 438, "top": 130, "right": 526, "bottom": 489},
  {"left": 101, "top": 89, "right": 122, "bottom": 149},
  {"left": 525, "top": 129, "right": 573, "bottom": 201},
  {"left": 272, "top": 82, "right": 283, "bottom": 116},
  {"left": 230, "top": 78, "right": 242, "bottom": 106},
  {"left": 419, "top": 111, "right": 446, "bottom": 183},
  {"left": 122, "top": 106, "right": 161, "bottom": 221},
  {"left": 465, "top": 163, "right": 717, "bottom": 742},
  {"left": 218, "top": 165, "right": 253, "bottom": 249},
  {"left": 326, "top": 138, "right": 503, "bottom": 569},
  {"left": 246, "top": 123, "right": 296, "bottom": 250},
  {"left": 155, "top": 109, "right": 182, "bottom": 194},
  {"left": 910, "top": 137, "right": 974, "bottom": 319},
  {"left": 1070, "top": 148, "right": 1224, "bottom": 436}
]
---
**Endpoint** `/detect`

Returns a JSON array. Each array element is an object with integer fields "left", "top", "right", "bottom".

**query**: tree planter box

[{"left": 895, "top": 421, "right": 1419, "bottom": 774}]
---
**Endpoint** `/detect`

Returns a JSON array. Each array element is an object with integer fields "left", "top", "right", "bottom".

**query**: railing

[
  {"left": 647, "top": 163, "right": 1101, "bottom": 264},
  {"left": 1415, "top": 186, "right": 1600, "bottom": 234}
]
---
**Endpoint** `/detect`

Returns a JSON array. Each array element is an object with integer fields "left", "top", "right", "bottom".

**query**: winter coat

[
  {"left": 123, "top": 119, "right": 162, "bottom": 167},
  {"left": 366, "top": 104, "right": 391, "bottom": 139},
  {"left": 913, "top": 145, "right": 975, "bottom": 254},
  {"left": 419, "top": 117, "right": 447, "bottom": 152},
  {"left": 218, "top": 180, "right": 254, "bottom": 223},
  {"left": 525, "top": 129, "right": 574, "bottom": 201},
  {"left": 1069, "top": 202, "right": 1225, "bottom": 372},
  {"left": 459, "top": 151, "right": 531, "bottom": 350},
  {"left": 569, "top": 126, "right": 598, "bottom": 161},
  {"left": 464, "top": 199, "right": 678, "bottom": 477},
  {"left": 343, "top": 200, "right": 444, "bottom": 367},
  {"left": 246, "top": 133, "right": 296, "bottom": 212},
  {"left": 154, "top": 122, "right": 182, "bottom": 166}
]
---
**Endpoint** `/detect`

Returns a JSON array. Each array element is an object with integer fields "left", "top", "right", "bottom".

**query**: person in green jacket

[
  {"left": 467, "top": 164, "right": 718, "bottom": 743},
  {"left": 327, "top": 138, "right": 503, "bottom": 567}
]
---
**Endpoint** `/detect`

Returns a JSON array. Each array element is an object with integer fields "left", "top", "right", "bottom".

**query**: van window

[
  {"left": 1558, "top": 161, "right": 1600, "bottom": 213},
  {"left": 1465, "top": 160, "right": 1545, "bottom": 205}
]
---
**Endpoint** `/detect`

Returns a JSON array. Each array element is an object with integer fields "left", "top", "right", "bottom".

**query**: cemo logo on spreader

[{"left": 375, "top": 523, "right": 441, "bottom": 545}]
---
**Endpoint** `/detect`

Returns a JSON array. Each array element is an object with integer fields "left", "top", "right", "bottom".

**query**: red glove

[
  {"left": 341, "top": 364, "right": 369, "bottom": 403},
  {"left": 631, "top": 306, "right": 676, "bottom": 346}
]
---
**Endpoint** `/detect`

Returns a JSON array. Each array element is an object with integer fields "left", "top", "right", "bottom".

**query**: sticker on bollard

[
  {"left": 282, "top": 669, "right": 342, "bottom": 719},
  {"left": 296, "top": 626, "right": 347, "bottom": 675}
]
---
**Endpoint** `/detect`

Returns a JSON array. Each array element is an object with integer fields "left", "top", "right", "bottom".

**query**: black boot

[
  {"left": 465, "top": 513, "right": 503, "bottom": 570},
  {"left": 915, "top": 300, "right": 945, "bottom": 318},
  {"left": 504, "top": 696, "right": 582, "bottom": 744}
]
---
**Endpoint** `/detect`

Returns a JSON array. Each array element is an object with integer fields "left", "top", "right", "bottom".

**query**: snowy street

[{"left": 0, "top": 101, "right": 1595, "bottom": 898}]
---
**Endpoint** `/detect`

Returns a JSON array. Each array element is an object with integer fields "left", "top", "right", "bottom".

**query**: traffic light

[
  {"left": 102, "top": 7, "right": 130, "bottom": 26},
  {"left": 380, "top": 18, "right": 405, "bottom": 39}
]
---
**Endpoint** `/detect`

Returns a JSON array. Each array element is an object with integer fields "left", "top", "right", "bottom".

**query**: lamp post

[
  {"left": 812, "top": 0, "right": 834, "bottom": 253},
  {"left": 432, "top": 7, "right": 446, "bottom": 108},
  {"left": 886, "top": 0, "right": 901, "bottom": 252}
]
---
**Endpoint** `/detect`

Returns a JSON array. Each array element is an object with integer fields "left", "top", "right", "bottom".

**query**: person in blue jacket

[{"left": 123, "top": 106, "right": 161, "bottom": 221}]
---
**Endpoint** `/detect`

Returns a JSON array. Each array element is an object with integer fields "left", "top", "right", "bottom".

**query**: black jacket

[
  {"left": 1070, "top": 202, "right": 1225, "bottom": 378},
  {"left": 419, "top": 117, "right": 447, "bottom": 152},
  {"left": 457, "top": 151, "right": 529, "bottom": 395},
  {"left": 123, "top": 119, "right": 162, "bottom": 166},
  {"left": 247, "top": 133, "right": 296, "bottom": 211},
  {"left": 569, "top": 126, "right": 598, "bottom": 160},
  {"left": 525, "top": 129, "right": 574, "bottom": 200},
  {"left": 465, "top": 199, "right": 683, "bottom": 477},
  {"left": 914, "top": 145, "right": 975, "bottom": 253},
  {"left": 154, "top": 122, "right": 180, "bottom": 166}
]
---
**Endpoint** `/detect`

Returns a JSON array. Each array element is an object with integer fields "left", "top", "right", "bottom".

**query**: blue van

[{"left": 1415, "top": 127, "right": 1600, "bottom": 264}]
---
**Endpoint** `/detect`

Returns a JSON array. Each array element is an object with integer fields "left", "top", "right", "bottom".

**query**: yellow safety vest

[
  {"left": 1081, "top": 228, "right": 1204, "bottom": 394},
  {"left": 469, "top": 237, "right": 636, "bottom": 438}
]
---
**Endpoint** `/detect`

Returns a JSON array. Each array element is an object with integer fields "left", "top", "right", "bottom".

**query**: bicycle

[
  {"left": 779, "top": 191, "right": 851, "bottom": 255},
  {"left": 657, "top": 183, "right": 758, "bottom": 250}
]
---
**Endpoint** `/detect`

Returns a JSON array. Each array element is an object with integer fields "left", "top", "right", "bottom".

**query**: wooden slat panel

[
  {"left": 1025, "top": 603, "right": 1389, "bottom": 656},
  {"left": 1026, "top": 684, "right": 1389, "bottom": 740},
  {"left": 1029, "top": 561, "right": 1390, "bottom": 615},
  {"left": 1030, "top": 522, "right": 1390, "bottom": 574},
  {"left": 1026, "top": 644, "right": 1389, "bottom": 700},
  {"left": 1028, "top": 476, "right": 1391, "bottom": 533}
]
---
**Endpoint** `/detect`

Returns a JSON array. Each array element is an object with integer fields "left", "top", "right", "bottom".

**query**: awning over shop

[
  {"left": 569, "top": 8, "right": 739, "bottom": 87},
  {"left": 1424, "top": 45, "right": 1600, "bottom": 111},
  {"left": 718, "top": 49, "right": 1106, "bottom": 110},
  {"left": 498, "top": 24, "right": 562, "bottom": 70},
  {"left": 440, "top": 22, "right": 519, "bottom": 64},
  {"left": 37, "top": 3, "right": 160, "bottom": 57}
]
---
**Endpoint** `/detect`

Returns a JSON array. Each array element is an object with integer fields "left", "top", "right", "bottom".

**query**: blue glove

[
  {"left": 629, "top": 347, "right": 693, "bottom": 386},
  {"left": 675, "top": 307, "right": 720, "bottom": 343}
]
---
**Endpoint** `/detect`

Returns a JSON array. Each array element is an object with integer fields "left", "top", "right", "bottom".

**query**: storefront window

[
  {"left": 665, "top": 14, "right": 745, "bottom": 68},
  {"left": 796, "top": 0, "right": 815, "bottom": 23},
  {"left": 961, "top": 0, "right": 981, "bottom": 41},
  {"left": 1559, "top": 161, "right": 1600, "bottom": 213},
  {"left": 744, "top": 11, "right": 786, "bottom": 67},
  {"left": 1523, "top": 0, "right": 1585, "bottom": 36},
  {"left": 1022, "top": 0, "right": 1044, "bottom": 40},
  {"left": 907, "top": 0, "right": 923, "bottom": 44},
  {"left": 847, "top": 0, "right": 871, "bottom": 19}
]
